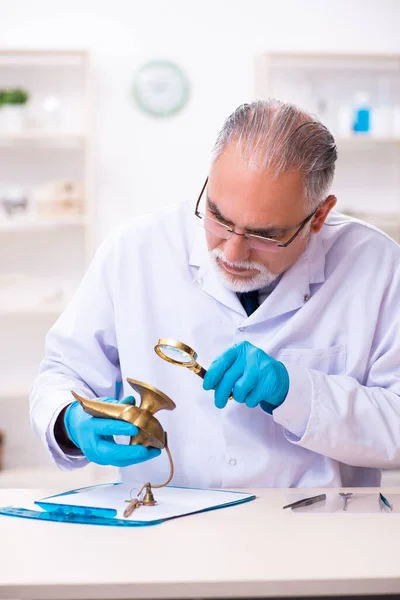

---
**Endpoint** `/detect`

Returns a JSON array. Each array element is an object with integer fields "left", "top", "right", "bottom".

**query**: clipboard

[{"left": 0, "top": 483, "right": 256, "bottom": 527}]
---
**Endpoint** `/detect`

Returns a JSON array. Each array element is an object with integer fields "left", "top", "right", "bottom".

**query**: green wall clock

[{"left": 133, "top": 60, "right": 190, "bottom": 117}]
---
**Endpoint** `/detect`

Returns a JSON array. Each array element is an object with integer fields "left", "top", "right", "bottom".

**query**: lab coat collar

[
  {"left": 188, "top": 224, "right": 326, "bottom": 322},
  {"left": 247, "top": 232, "right": 326, "bottom": 325}
]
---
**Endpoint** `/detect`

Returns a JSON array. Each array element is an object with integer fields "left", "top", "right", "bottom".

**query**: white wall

[{"left": 1, "top": 0, "right": 400, "bottom": 242}]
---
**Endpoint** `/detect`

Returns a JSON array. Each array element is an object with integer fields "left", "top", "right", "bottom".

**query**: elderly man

[{"left": 30, "top": 99, "right": 400, "bottom": 488}]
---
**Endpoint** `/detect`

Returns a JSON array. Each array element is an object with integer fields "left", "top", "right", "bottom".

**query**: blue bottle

[{"left": 353, "top": 92, "right": 370, "bottom": 134}]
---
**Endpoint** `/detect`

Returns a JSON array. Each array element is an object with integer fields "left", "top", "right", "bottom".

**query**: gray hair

[{"left": 211, "top": 99, "right": 337, "bottom": 209}]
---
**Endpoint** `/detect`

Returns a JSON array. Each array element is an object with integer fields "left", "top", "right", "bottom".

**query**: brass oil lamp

[{"left": 71, "top": 377, "right": 176, "bottom": 517}]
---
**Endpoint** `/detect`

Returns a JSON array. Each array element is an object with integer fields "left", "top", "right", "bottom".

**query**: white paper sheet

[{"left": 37, "top": 483, "right": 255, "bottom": 521}]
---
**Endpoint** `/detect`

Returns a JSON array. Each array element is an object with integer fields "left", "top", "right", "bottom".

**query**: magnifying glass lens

[{"left": 158, "top": 344, "right": 193, "bottom": 364}]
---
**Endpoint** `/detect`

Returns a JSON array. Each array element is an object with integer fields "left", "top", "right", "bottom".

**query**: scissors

[{"left": 339, "top": 492, "right": 353, "bottom": 511}]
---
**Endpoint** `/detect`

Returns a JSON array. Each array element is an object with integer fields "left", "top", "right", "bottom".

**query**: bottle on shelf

[
  {"left": 392, "top": 105, "right": 400, "bottom": 137},
  {"left": 371, "top": 77, "right": 392, "bottom": 138},
  {"left": 336, "top": 105, "right": 353, "bottom": 137},
  {"left": 352, "top": 92, "right": 371, "bottom": 135}
]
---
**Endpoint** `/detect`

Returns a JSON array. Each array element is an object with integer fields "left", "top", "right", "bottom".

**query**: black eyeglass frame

[{"left": 195, "top": 177, "right": 322, "bottom": 248}]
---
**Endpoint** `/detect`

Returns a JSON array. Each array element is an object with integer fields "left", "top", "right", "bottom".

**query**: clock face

[{"left": 133, "top": 60, "right": 189, "bottom": 117}]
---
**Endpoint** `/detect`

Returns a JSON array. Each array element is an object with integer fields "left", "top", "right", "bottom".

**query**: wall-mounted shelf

[
  {"left": 343, "top": 211, "right": 400, "bottom": 228},
  {"left": 0, "top": 50, "right": 93, "bottom": 481},
  {"left": 0, "top": 215, "right": 86, "bottom": 232},
  {"left": 0, "top": 301, "right": 66, "bottom": 317},
  {"left": 255, "top": 51, "right": 400, "bottom": 236},
  {"left": 0, "top": 131, "right": 87, "bottom": 147},
  {"left": 0, "top": 49, "right": 88, "bottom": 68},
  {"left": 336, "top": 136, "right": 400, "bottom": 144},
  {"left": 0, "top": 465, "right": 118, "bottom": 489},
  {"left": 0, "top": 382, "right": 31, "bottom": 399}
]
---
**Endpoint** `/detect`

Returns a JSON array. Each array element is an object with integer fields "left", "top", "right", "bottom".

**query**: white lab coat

[{"left": 30, "top": 200, "right": 400, "bottom": 488}]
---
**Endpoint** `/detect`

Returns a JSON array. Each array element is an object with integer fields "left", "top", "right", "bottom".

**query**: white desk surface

[{"left": 1, "top": 486, "right": 400, "bottom": 599}]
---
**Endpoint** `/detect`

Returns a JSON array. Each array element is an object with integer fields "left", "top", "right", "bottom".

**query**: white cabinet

[
  {"left": 0, "top": 49, "right": 97, "bottom": 481},
  {"left": 255, "top": 52, "right": 400, "bottom": 241}
]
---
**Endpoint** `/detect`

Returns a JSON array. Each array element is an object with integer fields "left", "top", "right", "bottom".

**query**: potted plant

[{"left": 0, "top": 87, "right": 30, "bottom": 133}]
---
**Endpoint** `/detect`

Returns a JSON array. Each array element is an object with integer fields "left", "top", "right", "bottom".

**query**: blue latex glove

[
  {"left": 64, "top": 395, "right": 161, "bottom": 467},
  {"left": 203, "top": 341, "right": 289, "bottom": 412}
]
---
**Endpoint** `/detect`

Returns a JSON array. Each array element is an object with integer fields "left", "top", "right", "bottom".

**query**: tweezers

[
  {"left": 379, "top": 492, "right": 393, "bottom": 511},
  {"left": 283, "top": 493, "right": 326, "bottom": 510}
]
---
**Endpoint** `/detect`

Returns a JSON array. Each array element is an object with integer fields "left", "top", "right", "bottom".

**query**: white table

[{"left": 0, "top": 487, "right": 400, "bottom": 599}]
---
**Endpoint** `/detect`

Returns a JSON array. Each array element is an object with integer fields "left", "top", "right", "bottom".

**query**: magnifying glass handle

[
  {"left": 196, "top": 367, "right": 207, "bottom": 379},
  {"left": 197, "top": 366, "right": 231, "bottom": 399},
  {"left": 194, "top": 364, "right": 233, "bottom": 401}
]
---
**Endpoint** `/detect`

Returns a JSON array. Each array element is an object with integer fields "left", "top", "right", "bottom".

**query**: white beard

[{"left": 209, "top": 247, "right": 280, "bottom": 293}]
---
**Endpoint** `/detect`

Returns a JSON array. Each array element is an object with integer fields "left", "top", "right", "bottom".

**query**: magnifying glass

[
  {"left": 154, "top": 339, "right": 206, "bottom": 378},
  {"left": 154, "top": 338, "right": 233, "bottom": 400}
]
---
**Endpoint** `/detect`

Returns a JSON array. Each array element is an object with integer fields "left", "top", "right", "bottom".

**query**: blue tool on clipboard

[{"left": 0, "top": 505, "right": 158, "bottom": 527}]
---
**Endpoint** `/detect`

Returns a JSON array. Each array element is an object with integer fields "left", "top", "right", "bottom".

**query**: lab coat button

[
  {"left": 303, "top": 294, "right": 310, "bottom": 302},
  {"left": 229, "top": 458, "right": 237, "bottom": 466},
  {"left": 196, "top": 278, "right": 203, "bottom": 286},
  {"left": 238, "top": 327, "right": 246, "bottom": 332}
]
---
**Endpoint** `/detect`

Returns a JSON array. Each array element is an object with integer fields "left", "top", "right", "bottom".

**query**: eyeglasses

[{"left": 195, "top": 177, "right": 321, "bottom": 253}]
